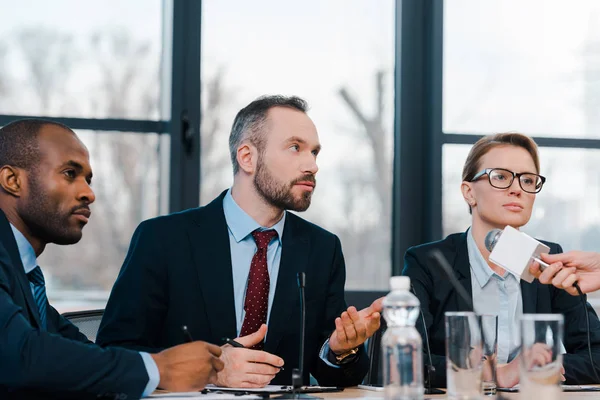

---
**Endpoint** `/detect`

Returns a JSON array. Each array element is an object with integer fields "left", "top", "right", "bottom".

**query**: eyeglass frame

[{"left": 470, "top": 168, "right": 546, "bottom": 194}]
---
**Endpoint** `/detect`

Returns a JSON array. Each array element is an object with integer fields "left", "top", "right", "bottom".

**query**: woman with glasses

[{"left": 402, "top": 132, "right": 600, "bottom": 388}]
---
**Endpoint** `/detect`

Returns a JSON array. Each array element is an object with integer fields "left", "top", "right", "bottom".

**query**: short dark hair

[
  {"left": 0, "top": 119, "right": 73, "bottom": 170},
  {"left": 229, "top": 95, "right": 309, "bottom": 174}
]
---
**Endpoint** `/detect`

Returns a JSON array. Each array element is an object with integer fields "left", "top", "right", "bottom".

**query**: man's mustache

[{"left": 291, "top": 175, "right": 316, "bottom": 186}]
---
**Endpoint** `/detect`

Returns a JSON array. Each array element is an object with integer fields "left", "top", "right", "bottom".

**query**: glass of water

[
  {"left": 520, "top": 314, "right": 563, "bottom": 400},
  {"left": 445, "top": 312, "right": 483, "bottom": 400}
]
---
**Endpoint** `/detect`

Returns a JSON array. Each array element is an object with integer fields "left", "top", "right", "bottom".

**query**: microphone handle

[
  {"left": 293, "top": 272, "right": 306, "bottom": 390},
  {"left": 531, "top": 256, "right": 550, "bottom": 271}
]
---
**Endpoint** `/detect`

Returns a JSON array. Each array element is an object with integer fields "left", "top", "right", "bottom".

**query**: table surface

[{"left": 319, "top": 387, "right": 600, "bottom": 399}]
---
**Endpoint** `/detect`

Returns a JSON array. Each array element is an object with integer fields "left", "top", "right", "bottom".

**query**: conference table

[
  {"left": 154, "top": 386, "right": 600, "bottom": 398},
  {"left": 317, "top": 387, "right": 600, "bottom": 399}
]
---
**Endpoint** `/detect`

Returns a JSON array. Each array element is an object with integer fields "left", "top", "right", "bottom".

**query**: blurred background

[{"left": 1, "top": 0, "right": 600, "bottom": 311}]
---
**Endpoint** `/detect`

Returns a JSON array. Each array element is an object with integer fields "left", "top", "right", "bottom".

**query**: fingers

[
  {"left": 551, "top": 267, "right": 576, "bottom": 289},
  {"left": 334, "top": 317, "right": 348, "bottom": 343},
  {"left": 529, "top": 261, "right": 542, "bottom": 278},
  {"left": 536, "top": 262, "right": 564, "bottom": 284},
  {"left": 365, "top": 312, "right": 381, "bottom": 336},
  {"left": 236, "top": 324, "right": 268, "bottom": 347},
  {"left": 540, "top": 252, "right": 570, "bottom": 265},
  {"left": 248, "top": 350, "right": 285, "bottom": 368},
  {"left": 215, "top": 347, "right": 282, "bottom": 388},
  {"left": 562, "top": 273, "right": 578, "bottom": 289},
  {"left": 359, "top": 297, "right": 385, "bottom": 316},
  {"left": 207, "top": 343, "right": 223, "bottom": 357},
  {"left": 343, "top": 308, "right": 359, "bottom": 342},
  {"left": 247, "top": 362, "right": 281, "bottom": 375},
  {"left": 212, "top": 356, "right": 225, "bottom": 372}
]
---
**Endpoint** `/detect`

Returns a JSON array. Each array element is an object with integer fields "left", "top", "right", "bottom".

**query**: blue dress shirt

[
  {"left": 9, "top": 224, "right": 159, "bottom": 397},
  {"left": 223, "top": 189, "right": 286, "bottom": 336},
  {"left": 223, "top": 190, "right": 338, "bottom": 370}
]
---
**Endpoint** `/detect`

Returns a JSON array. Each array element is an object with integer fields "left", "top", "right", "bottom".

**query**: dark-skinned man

[{"left": 0, "top": 119, "right": 223, "bottom": 400}]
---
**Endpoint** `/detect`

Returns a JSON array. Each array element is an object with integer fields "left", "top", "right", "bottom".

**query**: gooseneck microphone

[
  {"left": 295, "top": 272, "right": 306, "bottom": 390},
  {"left": 428, "top": 250, "right": 473, "bottom": 311},
  {"left": 276, "top": 272, "right": 319, "bottom": 399},
  {"left": 410, "top": 283, "right": 445, "bottom": 395},
  {"left": 428, "top": 249, "right": 511, "bottom": 398}
]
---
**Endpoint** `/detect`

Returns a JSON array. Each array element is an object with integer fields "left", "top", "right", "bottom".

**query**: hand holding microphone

[
  {"left": 529, "top": 251, "right": 600, "bottom": 296},
  {"left": 485, "top": 226, "right": 550, "bottom": 283}
]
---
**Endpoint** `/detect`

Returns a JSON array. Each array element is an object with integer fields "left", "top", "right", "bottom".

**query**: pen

[
  {"left": 221, "top": 337, "right": 284, "bottom": 370},
  {"left": 182, "top": 325, "right": 194, "bottom": 343}
]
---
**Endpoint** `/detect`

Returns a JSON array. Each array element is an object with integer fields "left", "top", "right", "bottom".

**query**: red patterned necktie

[{"left": 240, "top": 229, "right": 278, "bottom": 349}]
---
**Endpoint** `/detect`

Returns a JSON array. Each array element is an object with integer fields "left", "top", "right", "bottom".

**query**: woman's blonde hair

[{"left": 462, "top": 132, "right": 540, "bottom": 182}]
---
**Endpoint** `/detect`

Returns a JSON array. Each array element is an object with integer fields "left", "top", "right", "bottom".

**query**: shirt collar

[
  {"left": 467, "top": 227, "right": 517, "bottom": 287},
  {"left": 467, "top": 227, "right": 496, "bottom": 287},
  {"left": 223, "top": 188, "right": 286, "bottom": 244},
  {"left": 9, "top": 223, "right": 37, "bottom": 274}
]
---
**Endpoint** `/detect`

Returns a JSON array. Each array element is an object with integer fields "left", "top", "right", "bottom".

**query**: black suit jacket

[
  {"left": 0, "top": 211, "right": 149, "bottom": 399},
  {"left": 402, "top": 231, "right": 600, "bottom": 387},
  {"left": 97, "top": 191, "right": 369, "bottom": 386}
]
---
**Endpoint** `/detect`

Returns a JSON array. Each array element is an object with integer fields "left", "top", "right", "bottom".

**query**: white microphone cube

[{"left": 488, "top": 226, "right": 550, "bottom": 283}]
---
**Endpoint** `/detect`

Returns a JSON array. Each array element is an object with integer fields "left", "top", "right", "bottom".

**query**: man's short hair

[
  {"left": 0, "top": 119, "right": 73, "bottom": 170},
  {"left": 228, "top": 95, "right": 308, "bottom": 174}
]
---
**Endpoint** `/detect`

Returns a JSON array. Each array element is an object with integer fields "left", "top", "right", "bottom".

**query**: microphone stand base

[
  {"left": 424, "top": 387, "right": 445, "bottom": 395},
  {"left": 272, "top": 395, "right": 322, "bottom": 399}
]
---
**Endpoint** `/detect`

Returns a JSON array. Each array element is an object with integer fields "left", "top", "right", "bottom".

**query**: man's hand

[
  {"left": 329, "top": 297, "right": 384, "bottom": 355},
  {"left": 151, "top": 341, "right": 224, "bottom": 392},
  {"left": 529, "top": 251, "right": 600, "bottom": 295},
  {"left": 213, "top": 324, "right": 284, "bottom": 388}
]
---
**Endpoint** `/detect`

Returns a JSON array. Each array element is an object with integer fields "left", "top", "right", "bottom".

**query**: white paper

[
  {"left": 149, "top": 392, "right": 260, "bottom": 399},
  {"left": 204, "top": 384, "right": 286, "bottom": 393}
]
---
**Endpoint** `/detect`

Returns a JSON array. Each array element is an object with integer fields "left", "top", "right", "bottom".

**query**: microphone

[
  {"left": 410, "top": 283, "right": 445, "bottom": 395},
  {"left": 428, "top": 249, "right": 510, "bottom": 399},
  {"left": 275, "top": 272, "right": 318, "bottom": 399},
  {"left": 295, "top": 272, "right": 306, "bottom": 391},
  {"left": 485, "top": 228, "right": 550, "bottom": 271},
  {"left": 484, "top": 226, "right": 550, "bottom": 282}
]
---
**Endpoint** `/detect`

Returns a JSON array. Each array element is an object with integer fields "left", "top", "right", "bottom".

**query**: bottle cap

[{"left": 390, "top": 276, "right": 410, "bottom": 291}]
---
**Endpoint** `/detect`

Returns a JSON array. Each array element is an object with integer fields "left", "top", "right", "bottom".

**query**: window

[
  {"left": 444, "top": 0, "right": 600, "bottom": 138},
  {"left": 0, "top": 0, "right": 163, "bottom": 120},
  {"left": 200, "top": 0, "right": 396, "bottom": 289},
  {"left": 0, "top": 0, "right": 169, "bottom": 312}
]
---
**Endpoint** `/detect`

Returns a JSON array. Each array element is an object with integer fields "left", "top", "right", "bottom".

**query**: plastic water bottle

[{"left": 382, "top": 276, "right": 424, "bottom": 400}]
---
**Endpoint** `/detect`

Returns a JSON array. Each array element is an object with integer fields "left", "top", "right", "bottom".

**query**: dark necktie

[
  {"left": 27, "top": 266, "right": 48, "bottom": 330},
  {"left": 240, "top": 229, "right": 278, "bottom": 349}
]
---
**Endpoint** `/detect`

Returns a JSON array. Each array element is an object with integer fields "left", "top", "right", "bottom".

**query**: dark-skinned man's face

[{"left": 17, "top": 125, "right": 95, "bottom": 245}]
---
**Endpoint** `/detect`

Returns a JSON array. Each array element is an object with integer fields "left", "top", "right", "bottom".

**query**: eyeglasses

[{"left": 470, "top": 168, "right": 546, "bottom": 194}]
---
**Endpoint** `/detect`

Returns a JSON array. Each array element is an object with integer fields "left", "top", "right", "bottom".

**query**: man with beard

[
  {"left": 0, "top": 119, "right": 224, "bottom": 399},
  {"left": 97, "top": 95, "right": 383, "bottom": 388}
]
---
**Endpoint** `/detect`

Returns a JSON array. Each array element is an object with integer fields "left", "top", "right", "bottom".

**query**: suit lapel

[
  {"left": 0, "top": 211, "right": 42, "bottom": 328},
  {"left": 454, "top": 232, "right": 474, "bottom": 312},
  {"left": 264, "top": 214, "right": 310, "bottom": 353},
  {"left": 189, "top": 193, "right": 237, "bottom": 343}
]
